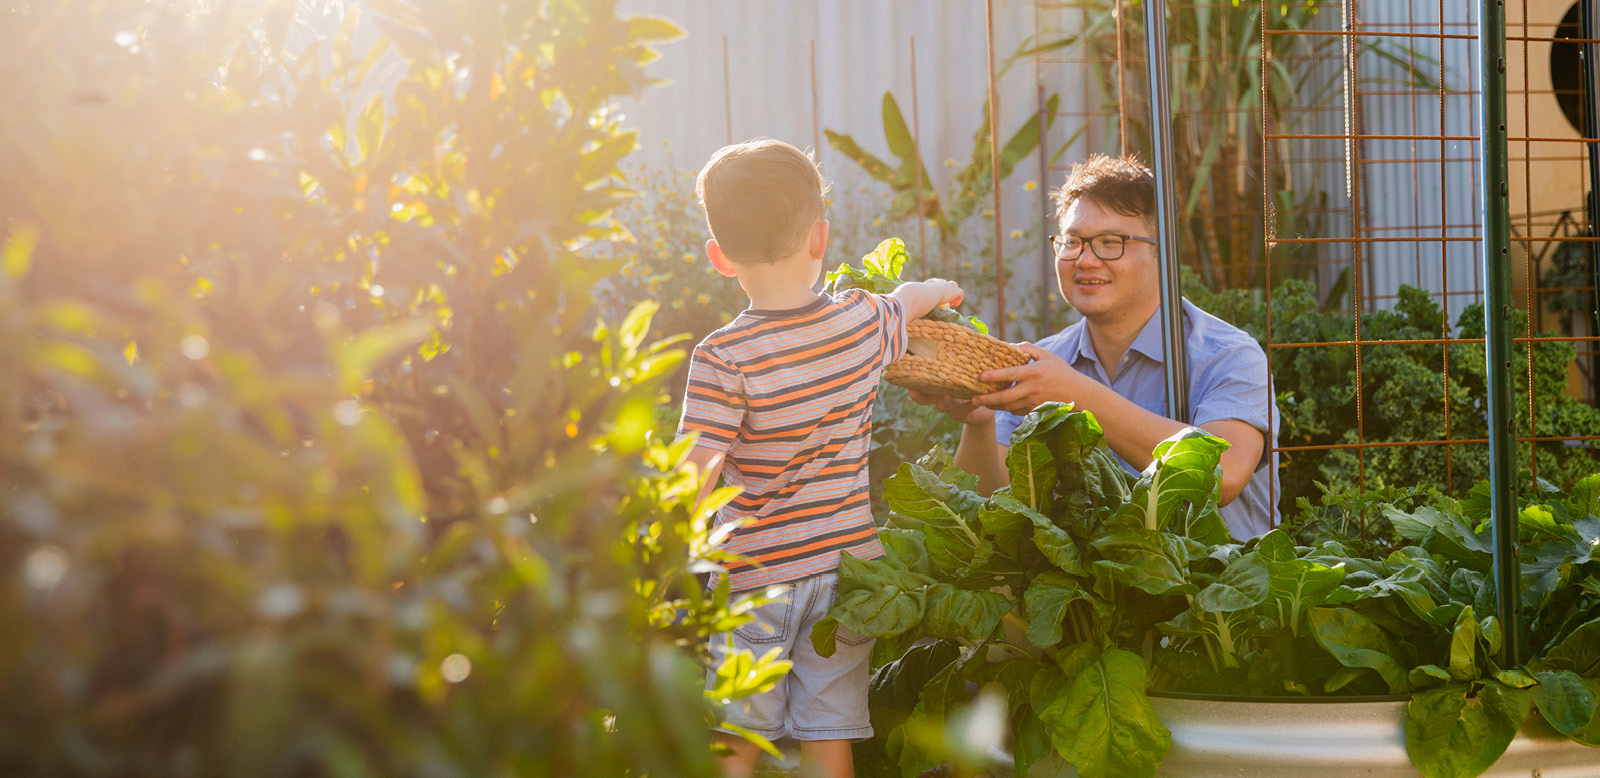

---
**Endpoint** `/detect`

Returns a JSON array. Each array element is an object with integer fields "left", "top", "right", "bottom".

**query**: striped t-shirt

[{"left": 677, "top": 288, "right": 907, "bottom": 592}]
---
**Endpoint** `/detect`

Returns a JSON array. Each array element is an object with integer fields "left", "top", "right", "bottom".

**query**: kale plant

[{"left": 1186, "top": 275, "right": 1600, "bottom": 507}]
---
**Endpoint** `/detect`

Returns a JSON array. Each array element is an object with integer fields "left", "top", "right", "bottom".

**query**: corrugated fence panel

[
  {"left": 1356, "top": 0, "right": 1485, "bottom": 315},
  {"left": 615, "top": 0, "right": 1071, "bottom": 334}
]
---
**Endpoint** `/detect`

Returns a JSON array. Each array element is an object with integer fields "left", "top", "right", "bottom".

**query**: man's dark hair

[{"left": 1054, "top": 154, "right": 1156, "bottom": 226}]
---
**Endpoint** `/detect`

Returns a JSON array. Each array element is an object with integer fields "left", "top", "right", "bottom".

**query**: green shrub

[
  {"left": 1186, "top": 275, "right": 1600, "bottom": 507},
  {"left": 0, "top": 2, "right": 775, "bottom": 775}
]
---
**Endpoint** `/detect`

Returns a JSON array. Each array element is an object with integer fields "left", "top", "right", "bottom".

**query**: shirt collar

[{"left": 1125, "top": 298, "right": 1195, "bottom": 364}]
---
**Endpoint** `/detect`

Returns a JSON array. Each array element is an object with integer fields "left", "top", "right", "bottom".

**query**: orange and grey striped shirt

[{"left": 678, "top": 289, "right": 906, "bottom": 592}]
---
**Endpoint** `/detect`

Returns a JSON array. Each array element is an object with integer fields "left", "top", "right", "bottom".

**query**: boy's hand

[
  {"left": 927, "top": 278, "right": 963, "bottom": 308},
  {"left": 891, "top": 278, "right": 964, "bottom": 321}
]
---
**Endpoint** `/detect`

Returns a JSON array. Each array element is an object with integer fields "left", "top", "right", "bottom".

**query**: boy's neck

[
  {"left": 746, "top": 284, "right": 822, "bottom": 311},
  {"left": 735, "top": 250, "right": 823, "bottom": 311}
]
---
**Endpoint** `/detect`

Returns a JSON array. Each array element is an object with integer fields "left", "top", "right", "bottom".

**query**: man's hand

[
  {"left": 972, "top": 343, "right": 1085, "bottom": 415},
  {"left": 907, "top": 388, "right": 994, "bottom": 426}
]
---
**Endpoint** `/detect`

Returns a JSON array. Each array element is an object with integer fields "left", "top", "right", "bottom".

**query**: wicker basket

[{"left": 884, "top": 319, "right": 1031, "bottom": 399}]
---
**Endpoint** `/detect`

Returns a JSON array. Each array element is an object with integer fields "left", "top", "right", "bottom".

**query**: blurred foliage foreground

[{"left": 0, "top": 1, "right": 782, "bottom": 776}]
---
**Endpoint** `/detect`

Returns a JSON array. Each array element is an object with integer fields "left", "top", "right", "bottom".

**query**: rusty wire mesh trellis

[{"left": 1030, "top": 0, "right": 1600, "bottom": 514}]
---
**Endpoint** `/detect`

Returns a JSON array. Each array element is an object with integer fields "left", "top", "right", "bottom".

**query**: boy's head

[
  {"left": 696, "top": 139, "right": 828, "bottom": 264},
  {"left": 1054, "top": 154, "right": 1156, "bottom": 234}
]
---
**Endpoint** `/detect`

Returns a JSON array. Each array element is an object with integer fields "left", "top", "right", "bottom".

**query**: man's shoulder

[{"left": 1182, "top": 299, "right": 1263, "bottom": 353}]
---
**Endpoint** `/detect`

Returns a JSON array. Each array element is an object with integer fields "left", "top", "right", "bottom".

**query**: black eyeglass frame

[{"left": 1049, "top": 233, "right": 1159, "bottom": 262}]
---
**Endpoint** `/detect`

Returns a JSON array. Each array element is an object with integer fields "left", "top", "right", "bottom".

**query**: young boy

[{"left": 679, "top": 138, "right": 962, "bottom": 778}]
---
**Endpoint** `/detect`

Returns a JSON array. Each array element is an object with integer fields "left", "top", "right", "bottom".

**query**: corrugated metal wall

[{"left": 616, "top": 0, "right": 1075, "bottom": 334}]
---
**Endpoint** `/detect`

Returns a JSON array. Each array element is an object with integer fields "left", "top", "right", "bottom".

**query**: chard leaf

[
  {"left": 1520, "top": 503, "right": 1577, "bottom": 542},
  {"left": 1567, "top": 678, "right": 1600, "bottom": 746},
  {"left": 1124, "top": 428, "right": 1232, "bottom": 544},
  {"left": 1409, "top": 664, "right": 1453, "bottom": 688},
  {"left": 1195, "top": 551, "right": 1269, "bottom": 613},
  {"left": 1309, "top": 607, "right": 1411, "bottom": 693},
  {"left": 1256, "top": 528, "right": 1296, "bottom": 562},
  {"left": 1480, "top": 615, "right": 1503, "bottom": 657},
  {"left": 878, "top": 527, "right": 931, "bottom": 576},
  {"left": 920, "top": 644, "right": 982, "bottom": 719},
  {"left": 830, "top": 551, "right": 935, "bottom": 638},
  {"left": 922, "top": 583, "right": 1010, "bottom": 643},
  {"left": 832, "top": 585, "right": 927, "bottom": 638},
  {"left": 978, "top": 490, "right": 1034, "bottom": 556},
  {"left": 1447, "top": 568, "right": 1487, "bottom": 610},
  {"left": 1533, "top": 616, "right": 1600, "bottom": 676},
  {"left": 1566, "top": 473, "right": 1600, "bottom": 519},
  {"left": 1090, "top": 525, "right": 1196, "bottom": 597},
  {"left": 1158, "top": 609, "right": 1249, "bottom": 671},
  {"left": 991, "top": 491, "right": 1084, "bottom": 574},
  {"left": 1055, "top": 641, "right": 1101, "bottom": 677},
  {"left": 1447, "top": 606, "right": 1479, "bottom": 682},
  {"left": 867, "top": 640, "right": 961, "bottom": 735},
  {"left": 1010, "top": 404, "right": 1121, "bottom": 523},
  {"left": 1532, "top": 669, "right": 1596, "bottom": 735},
  {"left": 883, "top": 463, "right": 987, "bottom": 577},
  {"left": 837, "top": 549, "right": 936, "bottom": 595},
  {"left": 1384, "top": 504, "right": 1492, "bottom": 572},
  {"left": 1262, "top": 556, "right": 1346, "bottom": 635},
  {"left": 1405, "top": 681, "right": 1527, "bottom": 778},
  {"left": 1013, "top": 707, "right": 1058, "bottom": 778},
  {"left": 1028, "top": 663, "right": 1068, "bottom": 714},
  {"left": 810, "top": 616, "right": 840, "bottom": 658},
  {"left": 1494, "top": 668, "right": 1538, "bottom": 688},
  {"left": 861, "top": 237, "right": 908, "bottom": 281},
  {"left": 1324, "top": 666, "right": 1369, "bottom": 693},
  {"left": 1521, "top": 542, "right": 1576, "bottom": 611},
  {"left": 1024, "top": 572, "right": 1094, "bottom": 647},
  {"left": 1037, "top": 647, "right": 1170, "bottom": 778},
  {"left": 1005, "top": 407, "right": 1065, "bottom": 513}
]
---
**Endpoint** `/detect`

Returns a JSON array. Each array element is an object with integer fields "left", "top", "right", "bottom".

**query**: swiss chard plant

[
  {"left": 825, "top": 237, "right": 986, "bottom": 334},
  {"left": 823, "top": 402, "right": 1600, "bottom": 778}
]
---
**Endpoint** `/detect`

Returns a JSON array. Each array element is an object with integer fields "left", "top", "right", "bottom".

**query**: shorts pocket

[
  {"left": 834, "top": 622, "right": 873, "bottom": 646},
  {"left": 733, "top": 583, "right": 795, "bottom": 644}
]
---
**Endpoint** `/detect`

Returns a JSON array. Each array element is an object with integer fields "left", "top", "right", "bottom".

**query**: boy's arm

[
  {"left": 890, "top": 278, "right": 964, "bottom": 321},
  {"left": 684, "top": 443, "right": 728, "bottom": 509}
]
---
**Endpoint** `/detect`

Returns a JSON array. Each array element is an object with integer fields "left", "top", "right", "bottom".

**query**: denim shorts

[{"left": 707, "top": 572, "right": 876, "bottom": 742}]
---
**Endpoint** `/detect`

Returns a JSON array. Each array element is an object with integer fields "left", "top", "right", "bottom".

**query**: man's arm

[
  {"left": 907, "top": 391, "right": 1010, "bottom": 496},
  {"left": 974, "top": 344, "right": 1264, "bottom": 506}
]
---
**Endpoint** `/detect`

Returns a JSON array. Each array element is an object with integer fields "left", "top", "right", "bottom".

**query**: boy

[{"left": 678, "top": 138, "right": 962, "bottom": 778}]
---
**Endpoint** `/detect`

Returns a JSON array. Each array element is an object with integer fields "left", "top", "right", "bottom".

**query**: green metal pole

[
  {"left": 1479, "top": 0, "right": 1521, "bottom": 668},
  {"left": 1144, "top": 0, "right": 1190, "bottom": 423}
]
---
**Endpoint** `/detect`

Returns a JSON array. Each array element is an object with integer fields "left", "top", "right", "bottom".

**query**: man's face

[{"left": 1055, "top": 196, "right": 1160, "bottom": 324}]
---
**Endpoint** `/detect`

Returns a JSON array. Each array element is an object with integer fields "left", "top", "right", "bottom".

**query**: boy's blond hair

[{"left": 695, "top": 139, "right": 828, "bottom": 264}]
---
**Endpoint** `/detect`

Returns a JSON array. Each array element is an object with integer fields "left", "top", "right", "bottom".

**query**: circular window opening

[{"left": 1553, "top": 2, "right": 1586, "bottom": 135}]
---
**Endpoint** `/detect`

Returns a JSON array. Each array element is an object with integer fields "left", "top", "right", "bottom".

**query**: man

[{"left": 914, "top": 154, "right": 1278, "bottom": 537}]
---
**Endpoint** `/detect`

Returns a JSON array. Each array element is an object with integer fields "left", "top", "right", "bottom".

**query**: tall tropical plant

[{"left": 1030, "top": 1, "right": 1438, "bottom": 291}]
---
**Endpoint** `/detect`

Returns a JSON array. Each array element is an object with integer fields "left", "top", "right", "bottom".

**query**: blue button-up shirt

[{"left": 994, "top": 298, "right": 1280, "bottom": 538}]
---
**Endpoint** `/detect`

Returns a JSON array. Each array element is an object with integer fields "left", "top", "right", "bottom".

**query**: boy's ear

[
  {"left": 706, "top": 239, "right": 738, "bottom": 278},
  {"left": 809, "top": 219, "right": 829, "bottom": 260}
]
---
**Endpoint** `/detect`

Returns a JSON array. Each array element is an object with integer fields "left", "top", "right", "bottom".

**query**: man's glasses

[{"left": 1050, "top": 233, "right": 1158, "bottom": 262}]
